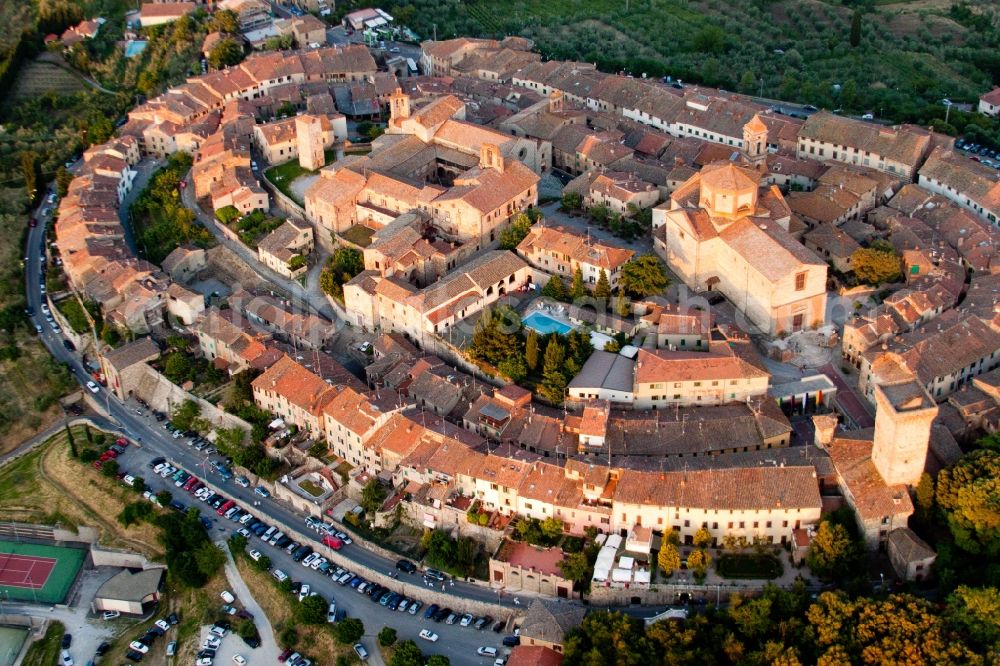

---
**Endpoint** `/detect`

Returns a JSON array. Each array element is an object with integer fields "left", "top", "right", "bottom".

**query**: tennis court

[{"left": 0, "top": 541, "right": 85, "bottom": 604}]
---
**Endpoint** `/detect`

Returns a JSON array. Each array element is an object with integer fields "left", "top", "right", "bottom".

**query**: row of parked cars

[
  {"left": 125, "top": 611, "right": 179, "bottom": 662},
  {"left": 92, "top": 438, "right": 130, "bottom": 471},
  {"left": 956, "top": 138, "right": 1000, "bottom": 169}
]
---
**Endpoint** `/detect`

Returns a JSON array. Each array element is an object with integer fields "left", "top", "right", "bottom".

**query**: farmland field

[
  {"left": 394, "top": 0, "right": 1000, "bottom": 123},
  {"left": 10, "top": 60, "right": 87, "bottom": 99}
]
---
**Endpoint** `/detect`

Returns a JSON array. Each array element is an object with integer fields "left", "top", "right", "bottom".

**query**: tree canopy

[
  {"left": 620, "top": 255, "right": 669, "bottom": 297},
  {"left": 936, "top": 449, "right": 1000, "bottom": 556},
  {"left": 852, "top": 246, "right": 901, "bottom": 285},
  {"left": 499, "top": 212, "right": 533, "bottom": 250}
]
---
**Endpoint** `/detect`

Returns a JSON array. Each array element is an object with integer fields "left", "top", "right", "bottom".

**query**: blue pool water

[
  {"left": 125, "top": 41, "right": 148, "bottom": 58},
  {"left": 523, "top": 311, "right": 573, "bottom": 336}
]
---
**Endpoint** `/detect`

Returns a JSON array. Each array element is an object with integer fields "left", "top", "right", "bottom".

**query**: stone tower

[
  {"left": 871, "top": 379, "right": 938, "bottom": 487},
  {"left": 296, "top": 114, "right": 324, "bottom": 171},
  {"left": 389, "top": 88, "right": 410, "bottom": 122},
  {"left": 548, "top": 90, "right": 564, "bottom": 114},
  {"left": 742, "top": 113, "right": 768, "bottom": 167}
]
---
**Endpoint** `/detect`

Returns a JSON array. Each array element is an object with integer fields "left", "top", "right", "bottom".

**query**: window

[{"left": 795, "top": 272, "right": 807, "bottom": 291}]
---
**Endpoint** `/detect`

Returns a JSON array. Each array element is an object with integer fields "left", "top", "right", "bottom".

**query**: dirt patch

[{"left": 288, "top": 173, "right": 319, "bottom": 205}]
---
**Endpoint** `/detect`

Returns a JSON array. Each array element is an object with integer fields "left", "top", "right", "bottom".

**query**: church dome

[{"left": 698, "top": 163, "right": 759, "bottom": 218}]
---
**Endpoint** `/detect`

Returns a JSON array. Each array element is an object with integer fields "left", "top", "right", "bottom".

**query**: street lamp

[{"left": 943, "top": 99, "right": 953, "bottom": 125}]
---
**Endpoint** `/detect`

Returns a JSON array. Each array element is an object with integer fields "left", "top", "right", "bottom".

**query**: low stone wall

[
  {"left": 193, "top": 473, "right": 514, "bottom": 620},
  {"left": 588, "top": 579, "right": 822, "bottom": 606},
  {"left": 48, "top": 295, "right": 94, "bottom": 356},
  {"left": 124, "top": 363, "right": 251, "bottom": 434},
  {"left": 90, "top": 546, "right": 161, "bottom": 570}
]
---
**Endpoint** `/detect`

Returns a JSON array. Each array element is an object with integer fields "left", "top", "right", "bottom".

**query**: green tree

[
  {"left": 738, "top": 70, "right": 757, "bottom": 94},
  {"left": 851, "top": 247, "right": 901, "bottom": 284},
  {"left": 693, "top": 526, "right": 712, "bottom": 549},
  {"left": 561, "top": 190, "right": 582, "bottom": 211},
  {"left": 209, "top": 9, "right": 240, "bottom": 33},
  {"left": 539, "top": 337, "right": 567, "bottom": 404},
  {"left": 541, "top": 275, "right": 566, "bottom": 301},
  {"left": 615, "top": 292, "right": 631, "bottom": 318},
  {"left": 164, "top": 351, "right": 193, "bottom": 383},
  {"left": 850, "top": 9, "right": 862, "bottom": 48},
  {"left": 807, "top": 591, "right": 981, "bottom": 664},
  {"left": 620, "top": 255, "right": 669, "bottom": 297},
  {"left": 564, "top": 611, "right": 655, "bottom": 664},
  {"left": 229, "top": 533, "right": 248, "bottom": 553},
  {"left": 20, "top": 151, "right": 39, "bottom": 203},
  {"left": 171, "top": 399, "right": 201, "bottom": 431},
  {"left": 296, "top": 594, "right": 328, "bottom": 625},
  {"left": 468, "top": 306, "right": 523, "bottom": 368},
  {"left": 594, "top": 269, "right": 611, "bottom": 301},
  {"left": 497, "top": 355, "right": 527, "bottom": 382},
  {"left": 806, "top": 520, "right": 859, "bottom": 580},
  {"left": 209, "top": 38, "right": 244, "bottom": 69},
  {"left": 101, "top": 460, "right": 119, "bottom": 477},
  {"left": 155, "top": 490, "right": 172, "bottom": 507},
  {"left": 570, "top": 265, "right": 587, "bottom": 300},
  {"left": 946, "top": 586, "right": 1000, "bottom": 653},
  {"left": 426, "top": 657, "right": 450, "bottom": 666},
  {"left": 937, "top": 449, "right": 1000, "bottom": 555},
  {"left": 499, "top": 212, "right": 533, "bottom": 250},
  {"left": 687, "top": 549, "right": 711, "bottom": 577},
  {"left": 65, "top": 424, "right": 77, "bottom": 458},
  {"left": 319, "top": 248, "right": 364, "bottom": 300},
  {"left": 657, "top": 541, "right": 681, "bottom": 576},
  {"left": 264, "top": 34, "right": 294, "bottom": 50},
  {"left": 389, "top": 640, "right": 424, "bottom": 666},
  {"left": 557, "top": 551, "right": 592, "bottom": 595},
  {"left": 55, "top": 165, "right": 73, "bottom": 198},
  {"left": 525, "top": 328, "right": 539, "bottom": 372},
  {"left": 915, "top": 472, "right": 935, "bottom": 519},
  {"left": 692, "top": 25, "right": 726, "bottom": 54},
  {"left": 378, "top": 626, "right": 398, "bottom": 647},
  {"left": 334, "top": 617, "right": 364, "bottom": 644},
  {"left": 361, "top": 477, "right": 388, "bottom": 514},
  {"left": 194, "top": 542, "right": 227, "bottom": 578},
  {"left": 540, "top": 516, "right": 564, "bottom": 541}
]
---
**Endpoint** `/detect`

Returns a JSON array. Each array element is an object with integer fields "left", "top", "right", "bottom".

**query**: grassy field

[
  {"left": 0, "top": 426, "right": 163, "bottom": 556},
  {"left": 265, "top": 159, "right": 317, "bottom": 206},
  {"left": 20, "top": 620, "right": 64, "bottom": 666},
  {"left": 395, "top": 0, "right": 999, "bottom": 122}
]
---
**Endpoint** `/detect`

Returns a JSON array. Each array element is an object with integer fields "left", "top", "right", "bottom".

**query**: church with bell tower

[{"left": 651, "top": 116, "right": 827, "bottom": 336}]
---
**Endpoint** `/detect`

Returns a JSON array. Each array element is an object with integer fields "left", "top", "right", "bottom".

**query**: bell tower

[
  {"left": 742, "top": 113, "right": 768, "bottom": 167},
  {"left": 389, "top": 88, "right": 410, "bottom": 122},
  {"left": 548, "top": 90, "right": 564, "bottom": 113}
]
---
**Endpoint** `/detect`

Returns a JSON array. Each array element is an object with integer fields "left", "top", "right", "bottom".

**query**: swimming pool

[
  {"left": 523, "top": 311, "right": 573, "bottom": 336},
  {"left": 125, "top": 40, "right": 148, "bottom": 58}
]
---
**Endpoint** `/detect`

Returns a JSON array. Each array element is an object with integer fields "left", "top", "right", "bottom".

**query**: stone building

[{"left": 653, "top": 156, "right": 827, "bottom": 336}]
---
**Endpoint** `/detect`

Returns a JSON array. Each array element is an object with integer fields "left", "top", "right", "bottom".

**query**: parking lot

[{"left": 121, "top": 434, "right": 518, "bottom": 665}]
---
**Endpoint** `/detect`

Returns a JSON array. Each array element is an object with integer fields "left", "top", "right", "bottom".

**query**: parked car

[
  {"left": 353, "top": 643, "right": 369, "bottom": 661},
  {"left": 419, "top": 629, "right": 439, "bottom": 642},
  {"left": 102, "top": 610, "right": 120, "bottom": 620},
  {"left": 478, "top": 647, "right": 498, "bottom": 657},
  {"left": 395, "top": 559, "right": 416, "bottom": 573},
  {"left": 460, "top": 613, "right": 474, "bottom": 627}
]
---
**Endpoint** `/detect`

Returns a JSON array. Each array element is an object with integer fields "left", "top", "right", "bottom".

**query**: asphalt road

[
  {"left": 116, "top": 415, "right": 511, "bottom": 666},
  {"left": 23, "top": 200, "right": 530, "bottom": 665}
]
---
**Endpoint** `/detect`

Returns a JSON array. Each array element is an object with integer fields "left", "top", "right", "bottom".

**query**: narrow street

[{"left": 179, "top": 172, "right": 341, "bottom": 323}]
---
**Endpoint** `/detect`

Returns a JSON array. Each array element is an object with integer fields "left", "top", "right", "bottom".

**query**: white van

[
  {"left": 262, "top": 526, "right": 277, "bottom": 542},
  {"left": 268, "top": 530, "right": 284, "bottom": 546},
  {"left": 220, "top": 590, "right": 235, "bottom": 604}
]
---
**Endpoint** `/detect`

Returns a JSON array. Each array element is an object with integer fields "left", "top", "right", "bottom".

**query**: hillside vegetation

[{"left": 391, "top": 0, "right": 1000, "bottom": 124}]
